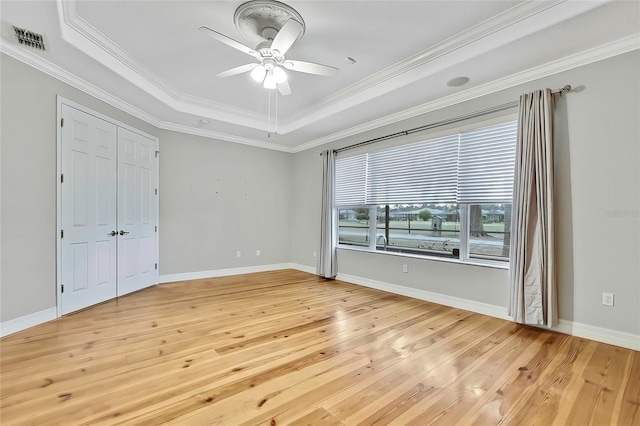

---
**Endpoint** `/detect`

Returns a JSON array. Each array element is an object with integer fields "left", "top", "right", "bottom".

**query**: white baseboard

[
  {"left": 336, "top": 272, "right": 510, "bottom": 320},
  {"left": 290, "top": 263, "right": 317, "bottom": 275},
  {"left": 553, "top": 319, "right": 640, "bottom": 351},
  {"left": 336, "top": 272, "right": 640, "bottom": 351},
  {"left": 4, "top": 269, "right": 637, "bottom": 351},
  {"left": 158, "top": 263, "right": 297, "bottom": 283},
  {"left": 0, "top": 307, "right": 57, "bottom": 338}
]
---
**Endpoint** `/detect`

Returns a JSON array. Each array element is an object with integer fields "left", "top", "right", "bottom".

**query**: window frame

[
  {"left": 334, "top": 115, "right": 517, "bottom": 269},
  {"left": 337, "top": 203, "right": 510, "bottom": 268}
]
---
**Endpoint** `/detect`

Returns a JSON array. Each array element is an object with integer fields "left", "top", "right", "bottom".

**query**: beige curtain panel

[
  {"left": 509, "top": 89, "right": 558, "bottom": 327},
  {"left": 318, "top": 149, "right": 338, "bottom": 278}
]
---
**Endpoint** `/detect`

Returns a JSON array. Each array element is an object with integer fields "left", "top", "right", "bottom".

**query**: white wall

[
  {"left": 0, "top": 53, "right": 292, "bottom": 323},
  {"left": 291, "top": 51, "right": 640, "bottom": 337}
]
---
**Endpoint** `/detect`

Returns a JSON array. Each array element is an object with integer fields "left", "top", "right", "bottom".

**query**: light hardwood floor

[{"left": 1, "top": 270, "right": 638, "bottom": 425}]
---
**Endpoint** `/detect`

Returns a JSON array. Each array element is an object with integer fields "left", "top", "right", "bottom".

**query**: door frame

[{"left": 56, "top": 96, "right": 160, "bottom": 318}]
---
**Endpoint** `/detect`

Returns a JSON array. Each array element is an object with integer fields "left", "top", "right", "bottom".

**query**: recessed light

[
  {"left": 199, "top": 119, "right": 210, "bottom": 125},
  {"left": 344, "top": 56, "right": 357, "bottom": 64},
  {"left": 446, "top": 76, "right": 470, "bottom": 87}
]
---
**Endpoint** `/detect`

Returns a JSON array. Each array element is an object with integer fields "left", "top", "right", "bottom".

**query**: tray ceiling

[{"left": 1, "top": 0, "right": 638, "bottom": 152}]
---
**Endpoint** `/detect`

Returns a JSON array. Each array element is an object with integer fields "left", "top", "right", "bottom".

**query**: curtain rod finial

[{"left": 555, "top": 85, "right": 571, "bottom": 95}]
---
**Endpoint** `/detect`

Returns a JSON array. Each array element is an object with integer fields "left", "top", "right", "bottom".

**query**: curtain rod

[{"left": 327, "top": 85, "right": 571, "bottom": 156}]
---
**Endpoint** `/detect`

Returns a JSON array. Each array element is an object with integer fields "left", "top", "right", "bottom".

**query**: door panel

[
  {"left": 117, "top": 127, "right": 158, "bottom": 296},
  {"left": 61, "top": 105, "right": 117, "bottom": 314},
  {"left": 70, "top": 243, "right": 88, "bottom": 292},
  {"left": 71, "top": 150, "right": 88, "bottom": 226}
]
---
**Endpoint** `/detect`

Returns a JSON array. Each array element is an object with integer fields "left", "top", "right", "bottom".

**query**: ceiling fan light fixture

[
  {"left": 201, "top": 0, "right": 338, "bottom": 96},
  {"left": 273, "top": 66, "right": 287, "bottom": 84},
  {"left": 251, "top": 64, "right": 267, "bottom": 82}
]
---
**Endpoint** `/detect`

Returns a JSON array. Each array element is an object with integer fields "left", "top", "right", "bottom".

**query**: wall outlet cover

[{"left": 602, "top": 292, "right": 614, "bottom": 307}]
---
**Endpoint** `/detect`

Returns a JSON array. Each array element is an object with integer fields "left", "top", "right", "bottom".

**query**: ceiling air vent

[{"left": 13, "top": 26, "right": 45, "bottom": 51}]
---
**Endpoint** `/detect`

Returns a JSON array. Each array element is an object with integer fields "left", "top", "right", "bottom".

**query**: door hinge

[
  {"left": 155, "top": 263, "right": 158, "bottom": 270},
  {"left": 61, "top": 118, "right": 64, "bottom": 127},
  {"left": 154, "top": 225, "right": 157, "bottom": 232},
  {"left": 60, "top": 174, "right": 64, "bottom": 183},
  {"left": 61, "top": 230, "right": 64, "bottom": 239},
  {"left": 155, "top": 150, "right": 159, "bottom": 158},
  {"left": 155, "top": 188, "right": 158, "bottom": 195},
  {"left": 61, "top": 284, "right": 64, "bottom": 293}
]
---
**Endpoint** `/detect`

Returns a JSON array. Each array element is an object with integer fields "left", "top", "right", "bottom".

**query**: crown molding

[
  {"left": 291, "top": 34, "right": 640, "bottom": 153},
  {"left": 259, "top": 0, "right": 608, "bottom": 134},
  {"left": 57, "top": 0, "right": 268, "bottom": 131},
  {"left": 155, "top": 121, "right": 294, "bottom": 152},
  {"left": 2, "top": 25, "right": 637, "bottom": 155},
  {"left": 0, "top": 38, "right": 292, "bottom": 152},
  {"left": 0, "top": 38, "right": 159, "bottom": 126},
  {"left": 56, "top": 0, "right": 610, "bottom": 136},
  {"left": 281, "top": 0, "right": 573, "bottom": 133}
]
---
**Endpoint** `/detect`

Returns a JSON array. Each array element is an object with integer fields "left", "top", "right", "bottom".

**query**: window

[
  {"left": 335, "top": 120, "right": 517, "bottom": 264},
  {"left": 337, "top": 207, "right": 371, "bottom": 247}
]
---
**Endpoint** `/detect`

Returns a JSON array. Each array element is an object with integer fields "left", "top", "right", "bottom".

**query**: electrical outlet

[
  {"left": 402, "top": 264, "right": 408, "bottom": 273},
  {"left": 313, "top": 251, "right": 317, "bottom": 258},
  {"left": 256, "top": 250, "right": 261, "bottom": 256},
  {"left": 236, "top": 251, "right": 241, "bottom": 258},
  {"left": 602, "top": 292, "right": 614, "bottom": 307}
]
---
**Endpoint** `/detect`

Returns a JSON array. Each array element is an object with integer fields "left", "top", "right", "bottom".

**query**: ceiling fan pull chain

[{"left": 268, "top": 88, "right": 271, "bottom": 137}]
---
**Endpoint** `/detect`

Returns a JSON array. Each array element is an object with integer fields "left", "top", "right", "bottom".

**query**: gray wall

[
  {"left": 158, "top": 130, "right": 291, "bottom": 275},
  {"left": 2, "top": 49, "right": 638, "bottom": 337},
  {"left": 0, "top": 54, "right": 292, "bottom": 322},
  {"left": 1, "top": 53, "right": 156, "bottom": 322},
  {"left": 291, "top": 51, "right": 640, "bottom": 336}
]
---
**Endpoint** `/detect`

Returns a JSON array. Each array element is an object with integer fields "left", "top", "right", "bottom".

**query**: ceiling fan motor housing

[{"left": 234, "top": 0, "right": 305, "bottom": 48}]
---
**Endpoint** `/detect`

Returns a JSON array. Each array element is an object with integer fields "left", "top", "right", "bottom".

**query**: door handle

[
  {"left": 119, "top": 230, "right": 130, "bottom": 235},
  {"left": 108, "top": 231, "right": 117, "bottom": 237}
]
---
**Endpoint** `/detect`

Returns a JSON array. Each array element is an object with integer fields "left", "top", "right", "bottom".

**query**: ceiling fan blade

[
  {"left": 199, "top": 26, "right": 260, "bottom": 59},
  {"left": 277, "top": 80, "right": 291, "bottom": 96},
  {"left": 270, "top": 19, "right": 303, "bottom": 56},
  {"left": 282, "top": 60, "right": 338, "bottom": 76},
  {"left": 216, "top": 63, "right": 258, "bottom": 78}
]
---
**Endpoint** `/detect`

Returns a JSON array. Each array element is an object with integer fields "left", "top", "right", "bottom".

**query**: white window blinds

[
  {"left": 335, "top": 120, "right": 517, "bottom": 206},
  {"left": 335, "top": 153, "right": 367, "bottom": 205},
  {"left": 366, "top": 134, "right": 459, "bottom": 204},
  {"left": 458, "top": 121, "right": 517, "bottom": 203}
]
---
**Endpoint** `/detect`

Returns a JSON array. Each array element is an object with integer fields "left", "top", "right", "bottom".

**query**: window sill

[{"left": 337, "top": 245, "right": 509, "bottom": 271}]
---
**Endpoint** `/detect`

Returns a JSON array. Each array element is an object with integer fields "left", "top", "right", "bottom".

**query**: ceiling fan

[{"left": 199, "top": 0, "right": 338, "bottom": 96}]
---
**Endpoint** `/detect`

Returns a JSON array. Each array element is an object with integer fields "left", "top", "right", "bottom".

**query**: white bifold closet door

[{"left": 60, "top": 104, "right": 157, "bottom": 315}]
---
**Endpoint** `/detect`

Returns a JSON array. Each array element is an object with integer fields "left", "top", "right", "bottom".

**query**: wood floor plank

[
  {"left": 561, "top": 342, "right": 633, "bottom": 426},
  {"left": 32, "top": 296, "right": 432, "bottom": 424},
  {"left": 464, "top": 332, "right": 570, "bottom": 425},
  {"left": 497, "top": 335, "right": 597, "bottom": 425},
  {"left": 105, "top": 302, "right": 445, "bottom": 424},
  {"left": 617, "top": 350, "right": 640, "bottom": 426},
  {"left": 384, "top": 324, "right": 539, "bottom": 425},
  {"left": 287, "top": 407, "right": 343, "bottom": 426},
  {"left": 1, "top": 270, "right": 638, "bottom": 425}
]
